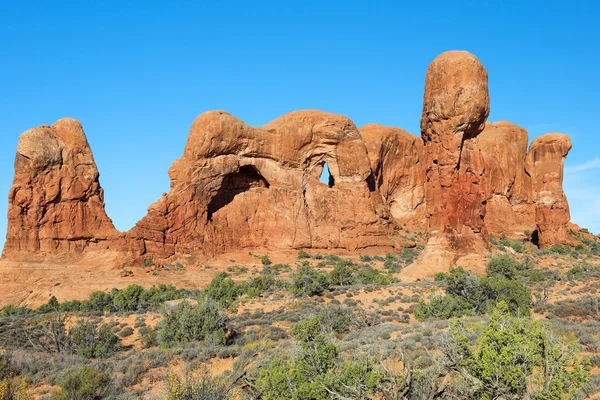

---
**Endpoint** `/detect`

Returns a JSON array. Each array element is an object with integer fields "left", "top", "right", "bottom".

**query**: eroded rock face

[
  {"left": 526, "top": 133, "right": 573, "bottom": 246},
  {"left": 359, "top": 124, "right": 426, "bottom": 230},
  {"left": 419, "top": 51, "right": 491, "bottom": 261},
  {"left": 128, "top": 110, "right": 394, "bottom": 258},
  {"left": 2, "top": 51, "right": 576, "bottom": 267},
  {"left": 3, "top": 119, "right": 118, "bottom": 256},
  {"left": 479, "top": 121, "right": 536, "bottom": 238}
]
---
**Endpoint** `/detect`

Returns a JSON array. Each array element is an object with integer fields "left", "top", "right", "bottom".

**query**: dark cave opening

[{"left": 207, "top": 165, "right": 270, "bottom": 221}]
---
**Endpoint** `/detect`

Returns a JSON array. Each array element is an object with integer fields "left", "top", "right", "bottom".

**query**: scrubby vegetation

[
  {"left": 1, "top": 237, "right": 600, "bottom": 399},
  {"left": 414, "top": 256, "right": 533, "bottom": 320}
]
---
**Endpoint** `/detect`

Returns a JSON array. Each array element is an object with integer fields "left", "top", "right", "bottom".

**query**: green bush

[
  {"left": 1, "top": 305, "right": 32, "bottom": 317},
  {"left": 261, "top": 255, "right": 272, "bottom": 266},
  {"left": 328, "top": 263, "right": 358, "bottom": 286},
  {"left": 69, "top": 321, "right": 121, "bottom": 358},
  {"left": 486, "top": 255, "right": 519, "bottom": 280},
  {"left": 256, "top": 316, "right": 384, "bottom": 400},
  {"left": 550, "top": 243, "right": 571, "bottom": 254},
  {"left": 51, "top": 365, "right": 112, "bottom": 400},
  {"left": 165, "top": 369, "right": 230, "bottom": 400},
  {"left": 81, "top": 291, "right": 114, "bottom": 313},
  {"left": 201, "top": 273, "right": 244, "bottom": 308},
  {"left": 413, "top": 294, "right": 473, "bottom": 321},
  {"left": 414, "top": 264, "right": 531, "bottom": 321},
  {"left": 356, "top": 265, "right": 394, "bottom": 285},
  {"left": 157, "top": 299, "right": 228, "bottom": 347},
  {"left": 289, "top": 265, "right": 330, "bottom": 297},
  {"left": 446, "top": 302, "right": 591, "bottom": 399},
  {"left": 37, "top": 296, "right": 61, "bottom": 314},
  {"left": 433, "top": 272, "right": 449, "bottom": 281},
  {"left": 297, "top": 250, "right": 312, "bottom": 259}
]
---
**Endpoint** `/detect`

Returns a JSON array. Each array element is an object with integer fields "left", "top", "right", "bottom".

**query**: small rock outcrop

[
  {"left": 1, "top": 51, "right": 577, "bottom": 269},
  {"left": 3, "top": 119, "right": 118, "bottom": 256}
]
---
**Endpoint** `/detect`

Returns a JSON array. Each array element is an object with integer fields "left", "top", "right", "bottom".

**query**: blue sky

[{"left": 1, "top": 0, "right": 599, "bottom": 249}]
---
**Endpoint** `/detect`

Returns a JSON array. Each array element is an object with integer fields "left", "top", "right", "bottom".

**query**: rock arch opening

[
  {"left": 319, "top": 162, "right": 335, "bottom": 188},
  {"left": 207, "top": 165, "right": 270, "bottom": 221}
]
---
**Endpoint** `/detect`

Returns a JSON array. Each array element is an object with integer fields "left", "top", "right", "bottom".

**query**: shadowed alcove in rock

[{"left": 207, "top": 165, "right": 270, "bottom": 221}]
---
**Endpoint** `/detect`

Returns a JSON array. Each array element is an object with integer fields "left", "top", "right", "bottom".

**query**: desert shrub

[
  {"left": 445, "top": 302, "right": 591, "bottom": 399},
  {"left": 413, "top": 294, "right": 473, "bottom": 321},
  {"left": 433, "top": 272, "right": 449, "bottom": 281},
  {"left": 0, "top": 374, "right": 31, "bottom": 400},
  {"left": 382, "top": 253, "right": 402, "bottom": 272},
  {"left": 356, "top": 265, "right": 394, "bottom": 285},
  {"left": 328, "top": 262, "right": 393, "bottom": 286},
  {"left": 498, "top": 236, "right": 525, "bottom": 253},
  {"left": 359, "top": 255, "right": 373, "bottom": 262},
  {"left": 288, "top": 265, "right": 330, "bottom": 297},
  {"left": 69, "top": 321, "right": 121, "bottom": 358},
  {"left": 201, "top": 273, "right": 244, "bottom": 308},
  {"left": 566, "top": 263, "right": 597, "bottom": 280},
  {"left": 401, "top": 248, "right": 419, "bottom": 264},
  {"left": 58, "top": 300, "right": 82, "bottom": 313},
  {"left": 118, "top": 327, "right": 134, "bottom": 338},
  {"left": 414, "top": 263, "right": 531, "bottom": 321},
  {"left": 486, "top": 255, "right": 520, "bottom": 280},
  {"left": 165, "top": 369, "right": 230, "bottom": 400},
  {"left": 255, "top": 316, "right": 384, "bottom": 400},
  {"left": 80, "top": 291, "right": 114, "bottom": 313},
  {"left": 550, "top": 243, "right": 571, "bottom": 255},
  {"left": 261, "top": 255, "right": 272, "bottom": 266},
  {"left": 31, "top": 285, "right": 190, "bottom": 315},
  {"left": 139, "top": 326, "right": 158, "bottom": 348},
  {"left": 0, "top": 306, "right": 31, "bottom": 318},
  {"left": 37, "top": 296, "right": 61, "bottom": 314},
  {"left": 157, "top": 299, "right": 228, "bottom": 347},
  {"left": 328, "top": 263, "right": 357, "bottom": 286},
  {"left": 112, "top": 285, "right": 145, "bottom": 312},
  {"left": 298, "top": 250, "right": 311, "bottom": 259},
  {"left": 316, "top": 306, "right": 353, "bottom": 334},
  {"left": 50, "top": 365, "right": 112, "bottom": 400}
]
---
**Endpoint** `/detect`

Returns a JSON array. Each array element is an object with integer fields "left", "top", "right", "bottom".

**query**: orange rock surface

[{"left": 1, "top": 51, "right": 575, "bottom": 268}]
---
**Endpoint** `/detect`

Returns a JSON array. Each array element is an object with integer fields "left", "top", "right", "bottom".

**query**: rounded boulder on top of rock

[{"left": 417, "top": 51, "right": 491, "bottom": 272}]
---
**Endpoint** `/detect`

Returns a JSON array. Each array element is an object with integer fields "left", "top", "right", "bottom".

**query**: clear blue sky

[{"left": 1, "top": 0, "right": 599, "bottom": 250}]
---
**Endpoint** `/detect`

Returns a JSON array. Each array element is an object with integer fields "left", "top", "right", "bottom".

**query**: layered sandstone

[
  {"left": 479, "top": 121, "right": 536, "bottom": 238},
  {"left": 128, "top": 110, "right": 394, "bottom": 258},
  {"left": 526, "top": 133, "right": 573, "bottom": 246},
  {"left": 359, "top": 124, "right": 426, "bottom": 230},
  {"left": 3, "top": 118, "right": 118, "bottom": 256},
  {"left": 418, "top": 51, "right": 491, "bottom": 267},
  {"left": 1, "top": 51, "right": 577, "bottom": 268}
]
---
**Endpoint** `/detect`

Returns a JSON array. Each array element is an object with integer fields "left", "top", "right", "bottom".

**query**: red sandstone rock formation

[
  {"left": 526, "top": 133, "right": 573, "bottom": 246},
  {"left": 359, "top": 124, "right": 426, "bottom": 231},
  {"left": 1, "top": 51, "right": 577, "bottom": 267},
  {"left": 3, "top": 118, "right": 118, "bottom": 257},
  {"left": 418, "top": 51, "right": 491, "bottom": 267},
  {"left": 479, "top": 121, "right": 536, "bottom": 238},
  {"left": 128, "top": 110, "right": 394, "bottom": 258}
]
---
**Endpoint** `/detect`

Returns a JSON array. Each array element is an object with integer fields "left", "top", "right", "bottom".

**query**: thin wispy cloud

[{"left": 565, "top": 158, "right": 600, "bottom": 174}]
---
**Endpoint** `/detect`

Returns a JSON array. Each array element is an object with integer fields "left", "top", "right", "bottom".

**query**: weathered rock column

[
  {"left": 526, "top": 133, "right": 573, "bottom": 246},
  {"left": 419, "top": 50, "right": 491, "bottom": 268}
]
